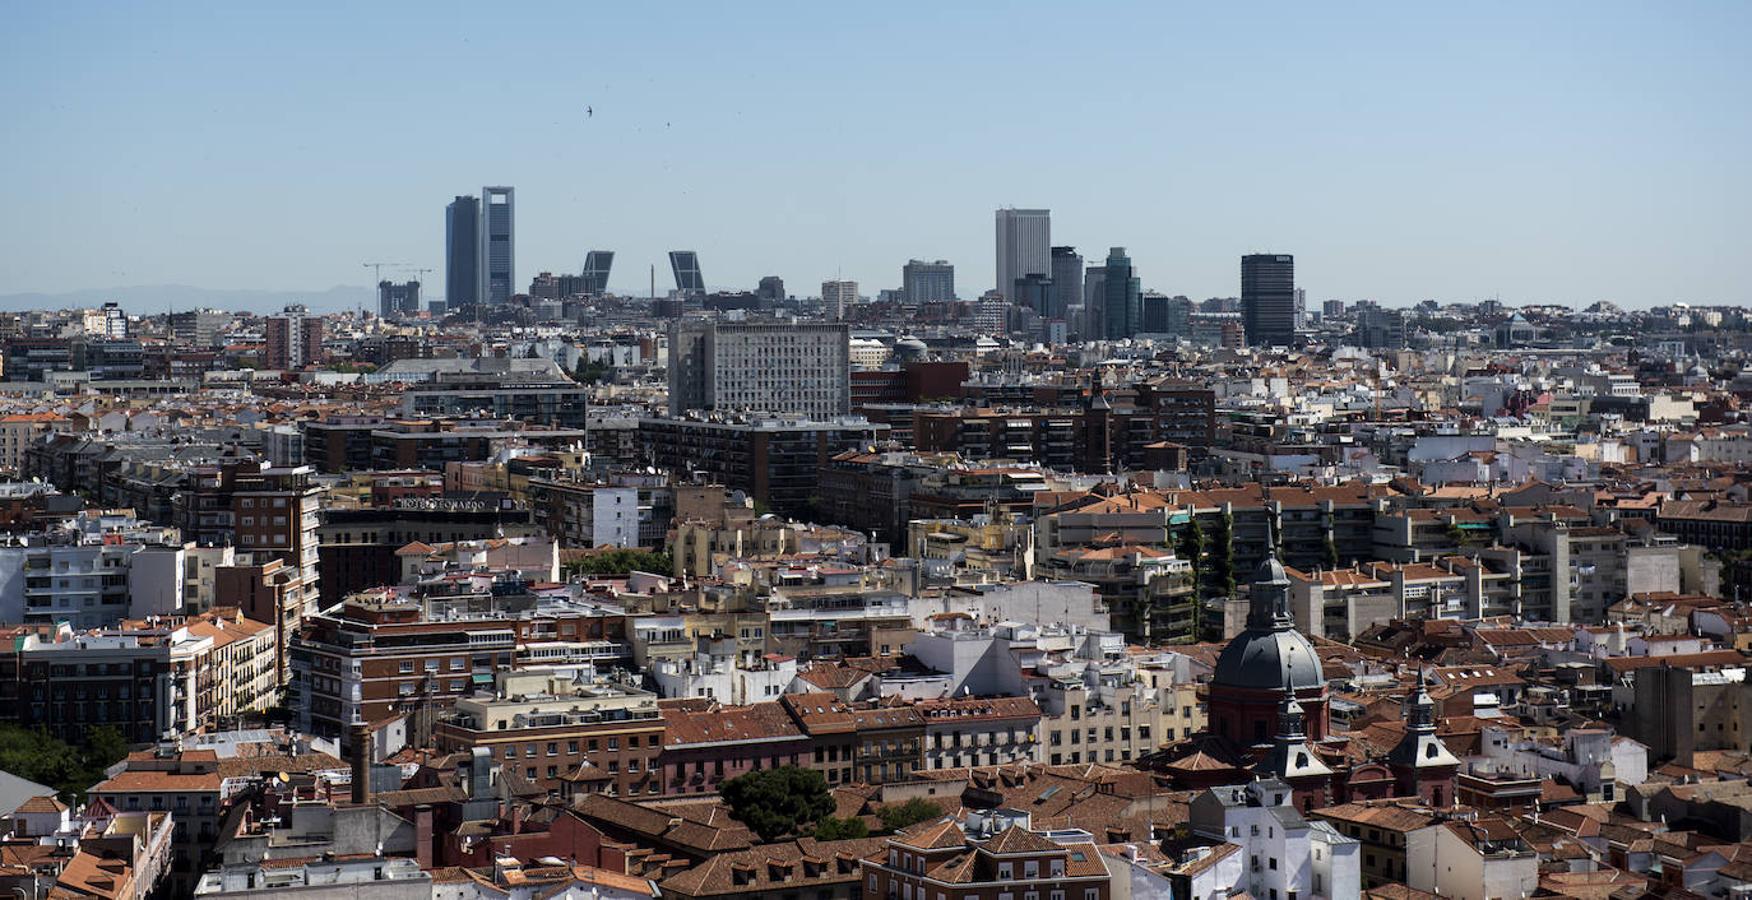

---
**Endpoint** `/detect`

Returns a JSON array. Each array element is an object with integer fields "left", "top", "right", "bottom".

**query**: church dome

[
  {"left": 1210, "top": 553, "right": 1325, "bottom": 692},
  {"left": 1212, "top": 627, "right": 1325, "bottom": 691}
]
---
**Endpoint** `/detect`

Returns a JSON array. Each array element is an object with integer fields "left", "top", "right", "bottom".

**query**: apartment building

[
  {"left": 435, "top": 669, "right": 663, "bottom": 797},
  {"left": 292, "top": 594, "right": 621, "bottom": 750},
  {"left": 667, "top": 320, "right": 850, "bottom": 419},
  {"left": 918, "top": 696, "right": 1041, "bottom": 770},
  {"left": 861, "top": 810, "right": 1111, "bottom": 900},
  {"left": 638, "top": 415, "right": 887, "bottom": 518},
  {"left": 13, "top": 626, "right": 209, "bottom": 743}
]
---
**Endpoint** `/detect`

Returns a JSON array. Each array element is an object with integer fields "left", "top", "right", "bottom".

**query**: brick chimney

[{"left": 349, "top": 722, "right": 371, "bottom": 805}]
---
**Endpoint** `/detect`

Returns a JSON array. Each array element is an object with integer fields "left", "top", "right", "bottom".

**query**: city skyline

[{"left": 3, "top": 3, "right": 1748, "bottom": 308}]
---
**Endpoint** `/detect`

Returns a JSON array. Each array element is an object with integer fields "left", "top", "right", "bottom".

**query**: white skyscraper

[
  {"left": 822, "top": 280, "right": 858, "bottom": 320},
  {"left": 994, "top": 208, "right": 1050, "bottom": 298}
]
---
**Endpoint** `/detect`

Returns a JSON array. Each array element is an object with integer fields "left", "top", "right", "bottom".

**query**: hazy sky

[{"left": 3, "top": 2, "right": 1748, "bottom": 307}]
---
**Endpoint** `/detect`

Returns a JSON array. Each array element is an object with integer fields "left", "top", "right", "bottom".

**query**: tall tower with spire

[
  {"left": 1083, "top": 369, "right": 1114, "bottom": 475},
  {"left": 1387, "top": 669, "right": 1461, "bottom": 806}
]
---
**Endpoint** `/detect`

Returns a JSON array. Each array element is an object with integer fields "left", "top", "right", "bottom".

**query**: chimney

[
  {"left": 350, "top": 722, "right": 371, "bottom": 805},
  {"left": 414, "top": 805, "right": 434, "bottom": 869}
]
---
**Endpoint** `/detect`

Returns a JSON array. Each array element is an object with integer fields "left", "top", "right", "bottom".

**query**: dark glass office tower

[
  {"left": 1048, "top": 246, "right": 1082, "bottom": 321},
  {"left": 1102, "top": 247, "right": 1142, "bottom": 340},
  {"left": 582, "top": 251, "right": 614, "bottom": 294},
  {"left": 445, "top": 196, "right": 480, "bottom": 310},
  {"left": 1012, "top": 273, "right": 1052, "bottom": 314},
  {"left": 480, "top": 186, "right": 515, "bottom": 305},
  {"left": 1242, "top": 254, "right": 1296, "bottom": 346},
  {"left": 669, "top": 251, "right": 705, "bottom": 294}
]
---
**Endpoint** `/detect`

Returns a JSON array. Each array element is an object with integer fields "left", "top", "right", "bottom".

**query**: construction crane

[
  {"left": 401, "top": 267, "right": 434, "bottom": 316},
  {"left": 362, "top": 262, "right": 407, "bottom": 318}
]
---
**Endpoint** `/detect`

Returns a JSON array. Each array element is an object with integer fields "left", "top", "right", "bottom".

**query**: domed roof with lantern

[{"left": 1211, "top": 554, "right": 1326, "bottom": 693}]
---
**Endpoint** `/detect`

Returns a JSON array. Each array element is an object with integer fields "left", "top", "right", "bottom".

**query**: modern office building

[
  {"left": 822, "top": 280, "right": 858, "bottom": 320},
  {"left": 581, "top": 250, "right": 614, "bottom": 294},
  {"left": 667, "top": 320, "right": 851, "bottom": 419},
  {"left": 480, "top": 186, "right": 515, "bottom": 305},
  {"left": 1242, "top": 253, "right": 1297, "bottom": 346},
  {"left": 1354, "top": 302, "right": 1408, "bottom": 349},
  {"left": 377, "top": 280, "right": 420, "bottom": 318},
  {"left": 264, "top": 304, "right": 324, "bottom": 370},
  {"left": 445, "top": 195, "right": 480, "bottom": 310},
  {"left": 1048, "top": 246, "right": 1082, "bottom": 320},
  {"left": 757, "top": 275, "right": 786, "bottom": 303},
  {"left": 1102, "top": 247, "right": 1142, "bottom": 340},
  {"left": 669, "top": 251, "right": 705, "bottom": 295},
  {"left": 902, "top": 259, "right": 955, "bottom": 302},
  {"left": 1142, "top": 292, "right": 1193, "bottom": 336},
  {"left": 1012, "top": 273, "right": 1053, "bottom": 315},
  {"left": 994, "top": 208, "right": 1050, "bottom": 297},
  {"left": 638, "top": 415, "right": 885, "bottom": 517},
  {"left": 169, "top": 309, "right": 231, "bottom": 347},
  {"left": 1082, "top": 265, "right": 1108, "bottom": 338}
]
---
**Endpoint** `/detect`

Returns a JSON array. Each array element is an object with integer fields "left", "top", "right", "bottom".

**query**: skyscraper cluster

[{"left": 445, "top": 187, "right": 515, "bottom": 312}]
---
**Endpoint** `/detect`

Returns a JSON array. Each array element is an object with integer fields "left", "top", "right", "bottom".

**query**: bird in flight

[{"left": 586, "top": 106, "right": 593, "bottom": 118}]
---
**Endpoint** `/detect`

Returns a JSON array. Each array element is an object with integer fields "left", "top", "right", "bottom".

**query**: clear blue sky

[{"left": 3, "top": 2, "right": 1747, "bottom": 307}]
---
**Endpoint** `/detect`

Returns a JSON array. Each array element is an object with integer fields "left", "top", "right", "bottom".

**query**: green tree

[
  {"left": 1177, "top": 518, "right": 1205, "bottom": 588},
  {"left": 563, "top": 549, "right": 673, "bottom": 578},
  {"left": 876, "top": 797, "right": 944, "bottom": 833},
  {"left": 1207, "top": 514, "right": 1236, "bottom": 598},
  {"left": 571, "top": 360, "right": 611, "bottom": 384},
  {"left": 0, "top": 724, "right": 131, "bottom": 803},
  {"left": 1321, "top": 532, "right": 1340, "bottom": 569},
  {"left": 721, "top": 766, "right": 836, "bottom": 843},
  {"left": 812, "top": 815, "right": 870, "bottom": 840}
]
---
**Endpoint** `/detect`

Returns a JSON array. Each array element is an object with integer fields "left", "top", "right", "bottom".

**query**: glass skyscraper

[
  {"left": 480, "top": 186, "right": 514, "bottom": 305},
  {"left": 1242, "top": 254, "right": 1296, "bottom": 346},
  {"left": 1048, "top": 246, "right": 1082, "bottom": 321},
  {"left": 444, "top": 195, "right": 479, "bottom": 311},
  {"left": 1102, "top": 247, "right": 1142, "bottom": 340}
]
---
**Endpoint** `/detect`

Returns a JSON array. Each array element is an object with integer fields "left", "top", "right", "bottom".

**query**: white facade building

[{"left": 1187, "top": 781, "right": 1361, "bottom": 900}]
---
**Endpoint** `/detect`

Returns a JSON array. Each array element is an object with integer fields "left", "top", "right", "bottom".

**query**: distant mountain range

[{"left": 0, "top": 284, "right": 379, "bottom": 315}]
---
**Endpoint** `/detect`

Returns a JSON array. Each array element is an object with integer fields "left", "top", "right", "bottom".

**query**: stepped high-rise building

[
  {"left": 444, "top": 195, "right": 480, "bottom": 310},
  {"left": 994, "top": 208, "right": 1050, "bottom": 297},
  {"left": 1242, "top": 253, "right": 1296, "bottom": 346},
  {"left": 1102, "top": 247, "right": 1142, "bottom": 340}
]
